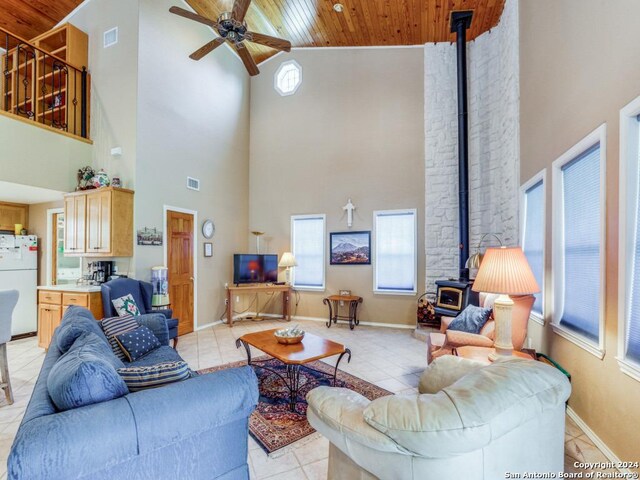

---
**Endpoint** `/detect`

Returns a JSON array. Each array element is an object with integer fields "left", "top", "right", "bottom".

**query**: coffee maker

[{"left": 90, "top": 261, "right": 114, "bottom": 284}]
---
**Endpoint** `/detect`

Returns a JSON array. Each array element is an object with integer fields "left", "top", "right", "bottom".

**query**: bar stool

[{"left": 0, "top": 290, "right": 18, "bottom": 405}]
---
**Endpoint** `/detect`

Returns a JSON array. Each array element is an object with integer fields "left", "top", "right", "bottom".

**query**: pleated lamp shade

[
  {"left": 471, "top": 247, "right": 540, "bottom": 295},
  {"left": 278, "top": 252, "right": 298, "bottom": 268}
]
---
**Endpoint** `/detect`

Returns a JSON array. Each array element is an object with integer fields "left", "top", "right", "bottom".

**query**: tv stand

[{"left": 225, "top": 284, "right": 292, "bottom": 327}]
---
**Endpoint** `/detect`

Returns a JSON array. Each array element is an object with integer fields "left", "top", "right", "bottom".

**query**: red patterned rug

[{"left": 199, "top": 356, "right": 391, "bottom": 454}]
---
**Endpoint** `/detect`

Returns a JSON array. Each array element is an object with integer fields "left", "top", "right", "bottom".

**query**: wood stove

[{"left": 434, "top": 279, "right": 479, "bottom": 318}]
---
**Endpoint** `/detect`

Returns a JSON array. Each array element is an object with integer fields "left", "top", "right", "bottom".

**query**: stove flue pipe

[{"left": 450, "top": 11, "right": 473, "bottom": 281}]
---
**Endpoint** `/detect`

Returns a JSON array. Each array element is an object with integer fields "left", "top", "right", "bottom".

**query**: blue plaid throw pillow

[
  {"left": 100, "top": 315, "right": 138, "bottom": 361},
  {"left": 114, "top": 326, "right": 161, "bottom": 362}
]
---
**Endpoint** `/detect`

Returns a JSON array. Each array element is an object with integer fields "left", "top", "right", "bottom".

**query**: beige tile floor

[{"left": 0, "top": 318, "right": 612, "bottom": 479}]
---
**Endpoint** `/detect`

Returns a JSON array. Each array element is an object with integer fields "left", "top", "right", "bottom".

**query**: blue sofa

[
  {"left": 101, "top": 278, "right": 180, "bottom": 347},
  {"left": 8, "top": 306, "right": 258, "bottom": 480}
]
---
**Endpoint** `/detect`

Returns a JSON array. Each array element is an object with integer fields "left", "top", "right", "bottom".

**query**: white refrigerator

[{"left": 0, "top": 235, "right": 38, "bottom": 336}]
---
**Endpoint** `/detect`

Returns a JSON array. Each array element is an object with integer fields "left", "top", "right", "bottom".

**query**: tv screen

[{"left": 233, "top": 254, "right": 278, "bottom": 285}]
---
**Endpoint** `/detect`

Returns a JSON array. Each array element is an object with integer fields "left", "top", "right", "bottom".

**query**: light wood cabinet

[
  {"left": 38, "top": 303, "right": 62, "bottom": 349},
  {"left": 0, "top": 201, "right": 29, "bottom": 232},
  {"left": 64, "top": 187, "right": 134, "bottom": 257},
  {"left": 37, "top": 289, "right": 103, "bottom": 349},
  {"left": 64, "top": 194, "right": 86, "bottom": 254}
]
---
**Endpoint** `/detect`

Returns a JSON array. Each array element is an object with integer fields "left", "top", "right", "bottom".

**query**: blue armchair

[{"left": 101, "top": 278, "right": 179, "bottom": 348}]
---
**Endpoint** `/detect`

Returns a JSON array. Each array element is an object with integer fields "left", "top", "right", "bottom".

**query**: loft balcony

[{"left": 0, "top": 25, "right": 90, "bottom": 143}]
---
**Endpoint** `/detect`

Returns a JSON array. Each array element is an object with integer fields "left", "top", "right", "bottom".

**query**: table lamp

[
  {"left": 471, "top": 246, "right": 540, "bottom": 361},
  {"left": 278, "top": 252, "right": 297, "bottom": 285}
]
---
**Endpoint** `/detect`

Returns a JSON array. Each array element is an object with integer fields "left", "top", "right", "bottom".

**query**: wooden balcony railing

[{"left": 0, "top": 27, "right": 89, "bottom": 139}]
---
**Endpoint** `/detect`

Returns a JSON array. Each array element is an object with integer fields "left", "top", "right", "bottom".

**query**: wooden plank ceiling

[
  {"left": 0, "top": 0, "right": 83, "bottom": 41},
  {"left": 185, "top": 0, "right": 506, "bottom": 63}
]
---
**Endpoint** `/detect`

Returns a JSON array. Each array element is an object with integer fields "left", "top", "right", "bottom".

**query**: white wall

[
  {"left": 249, "top": 47, "right": 425, "bottom": 326},
  {"left": 67, "top": 0, "right": 139, "bottom": 190},
  {"left": 424, "top": 0, "right": 520, "bottom": 289},
  {"left": 0, "top": 114, "right": 92, "bottom": 192},
  {"left": 135, "top": 0, "right": 251, "bottom": 328}
]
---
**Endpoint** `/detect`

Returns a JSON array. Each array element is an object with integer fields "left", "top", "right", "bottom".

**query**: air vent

[
  {"left": 103, "top": 27, "right": 118, "bottom": 48},
  {"left": 187, "top": 177, "right": 200, "bottom": 191}
]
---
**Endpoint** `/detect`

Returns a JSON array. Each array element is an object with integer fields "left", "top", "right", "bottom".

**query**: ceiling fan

[{"left": 169, "top": 0, "right": 292, "bottom": 76}]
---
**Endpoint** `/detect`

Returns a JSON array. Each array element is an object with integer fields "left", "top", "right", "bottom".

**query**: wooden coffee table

[{"left": 235, "top": 329, "right": 351, "bottom": 411}]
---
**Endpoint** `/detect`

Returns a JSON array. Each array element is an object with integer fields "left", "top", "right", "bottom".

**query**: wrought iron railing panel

[{"left": 0, "top": 28, "right": 89, "bottom": 139}]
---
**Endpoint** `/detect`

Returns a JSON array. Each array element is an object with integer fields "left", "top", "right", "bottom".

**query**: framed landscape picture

[{"left": 330, "top": 231, "right": 371, "bottom": 265}]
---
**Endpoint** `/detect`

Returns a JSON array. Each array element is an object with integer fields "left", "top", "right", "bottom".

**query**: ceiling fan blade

[
  {"left": 169, "top": 6, "right": 219, "bottom": 29},
  {"left": 189, "top": 37, "right": 226, "bottom": 60},
  {"left": 234, "top": 43, "right": 260, "bottom": 76},
  {"left": 246, "top": 31, "right": 291, "bottom": 52},
  {"left": 232, "top": 0, "right": 251, "bottom": 23}
]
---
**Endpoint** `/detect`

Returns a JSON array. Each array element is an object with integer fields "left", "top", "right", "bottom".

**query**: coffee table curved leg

[
  {"left": 235, "top": 338, "right": 252, "bottom": 365},
  {"left": 286, "top": 364, "right": 301, "bottom": 412},
  {"left": 333, "top": 348, "right": 352, "bottom": 385}
]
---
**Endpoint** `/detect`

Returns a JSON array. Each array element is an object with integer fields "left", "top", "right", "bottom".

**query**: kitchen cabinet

[
  {"left": 37, "top": 288, "right": 103, "bottom": 349},
  {"left": 64, "top": 187, "right": 133, "bottom": 257},
  {"left": 0, "top": 201, "right": 29, "bottom": 232}
]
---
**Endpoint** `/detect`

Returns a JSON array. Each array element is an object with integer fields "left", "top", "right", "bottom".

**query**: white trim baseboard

[
  {"left": 565, "top": 406, "right": 631, "bottom": 474},
  {"left": 195, "top": 320, "right": 223, "bottom": 331},
  {"left": 238, "top": 312, "right": 415, "bottom": 330}
]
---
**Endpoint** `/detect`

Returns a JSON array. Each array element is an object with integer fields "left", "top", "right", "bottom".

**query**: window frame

[
  {"left": 290, "top": 213, "right": 326, "bottom": 291},
  {"left": 551, "top": 123, "right": 607, "bottom": 359},
  {"left": 274, "top": 60, "right": 302, "bottom": 97},
  {"left": 519, "top": 169, "right": 547, "bottom": 325},
  {"left": 372, "top": 208, "right": 418, "bottom": 296},
  {"left": 617, "top": 95, "right": 640, "bottom": 382}
]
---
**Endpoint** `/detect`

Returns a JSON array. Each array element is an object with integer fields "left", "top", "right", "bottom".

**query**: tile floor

[{"left": 0, "top": 318, "right": 613, "bottom": 479}]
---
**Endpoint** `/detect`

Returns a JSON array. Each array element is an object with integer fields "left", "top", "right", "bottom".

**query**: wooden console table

[{"left": 225, "top": 284, "right": 292, "bottom": 327}]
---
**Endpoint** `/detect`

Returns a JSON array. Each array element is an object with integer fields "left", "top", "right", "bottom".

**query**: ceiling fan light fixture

[{"left": 333, "top": 3, "right": 344, "bottom": 13}]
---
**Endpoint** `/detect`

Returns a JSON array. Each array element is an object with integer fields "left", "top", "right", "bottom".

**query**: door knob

[{"left": 190, "top": 277, "right": 194, "bottom": 282}]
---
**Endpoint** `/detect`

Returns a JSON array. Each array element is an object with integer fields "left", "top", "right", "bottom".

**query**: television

[{"left": 233, "top": 254, "right": 278, "bottom": 285}]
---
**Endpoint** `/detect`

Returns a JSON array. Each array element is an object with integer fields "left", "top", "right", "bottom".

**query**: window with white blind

[
  {"left": 520, "top": 171, "right": 546, "bottom": 322},
  {"left": 373, "top": 209, "right": 417, "bottom": 294},
  {"left": 291, "top": 214, "right": 325, "bottom": 290},
  {"left": 618, "top": 97, "right": 640, "bottom": 382},
  {"left": 552, "top": 124, "right": 606, "bottom": 358}
]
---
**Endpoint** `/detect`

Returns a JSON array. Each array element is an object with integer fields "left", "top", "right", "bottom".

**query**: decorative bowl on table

[{"left": 274, "top": 327, "right": 305, "bottom": 345}]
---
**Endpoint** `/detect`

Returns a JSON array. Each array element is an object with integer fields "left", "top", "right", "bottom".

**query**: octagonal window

[{"left": 275, "top": 60, "right": 302, "bottom": 96}]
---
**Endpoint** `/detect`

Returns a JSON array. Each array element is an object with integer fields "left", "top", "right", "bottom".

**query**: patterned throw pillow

[
  {"left": 101, "top": 315, "right": 139, "bottom": 361},
  {"left": 117, "top": 361, "right": 190, "bottom": 392},
  {"left": 114, "top": 326, "right": 161, "bottom": 362},
  {"left": 112, "top": 294, "right": 142, "bottom": 317},
  {"left": 448, "top": 305, "right": 493, "bottom": 335}
]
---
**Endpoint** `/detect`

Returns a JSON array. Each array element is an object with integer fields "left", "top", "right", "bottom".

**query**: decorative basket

[{"left": 274, "top": 331, "right": 305, "bottom": 345}]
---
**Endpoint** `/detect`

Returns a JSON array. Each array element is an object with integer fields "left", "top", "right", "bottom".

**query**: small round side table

[{"left": 323, "top": 295, "right": 363, "bottom": 330}]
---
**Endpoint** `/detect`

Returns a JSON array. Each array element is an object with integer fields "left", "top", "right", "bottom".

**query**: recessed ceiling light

[{"left": 333, "top": 3, "right": 344, "bottom": 13}]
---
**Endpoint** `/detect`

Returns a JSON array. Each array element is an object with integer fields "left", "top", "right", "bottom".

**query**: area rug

[{"left": 199, "top": 356, "right": 391, "bottom": 455}]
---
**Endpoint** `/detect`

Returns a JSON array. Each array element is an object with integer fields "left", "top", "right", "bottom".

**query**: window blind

[
  {"left": 627, "top": 119, "right": 640, "bottom": 361},
  {"left": 560, "top": 144, "right": 601, "bottom": 341},
  {"left": 523, "top": 180, "right": 544, "bottom": 316},
  {"left": 291, "top": 216, "right": 325, "bottom": 289},
  {"left": 375, "top": 211, "right": 416, "bottom": 292}
]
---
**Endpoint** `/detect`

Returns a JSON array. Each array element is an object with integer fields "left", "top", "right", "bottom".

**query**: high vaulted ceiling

[
  {"left": 1, "top": 0, "right": 506, "bottom": 64},
  {"left": 186, "top": 0, "right": 507, "bottom": 63},
  {"left": 0, "top": 0, "right": 83, "bottom": 41}
]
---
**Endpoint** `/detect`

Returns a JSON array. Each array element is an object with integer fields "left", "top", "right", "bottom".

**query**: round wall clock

[{"left": 202, "top": 219, "right": 215, "bottom": 239}]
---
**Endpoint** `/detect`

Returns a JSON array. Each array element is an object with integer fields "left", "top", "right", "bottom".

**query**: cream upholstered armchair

[
  {"left": 426, "top": 293, "right": 535, "bottom": 363},
  {"left": 307, "top": 355, "right": 571, "bottom": 480}
]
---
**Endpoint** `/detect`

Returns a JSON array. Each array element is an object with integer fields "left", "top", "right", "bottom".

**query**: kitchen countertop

[{"left": 37, "top": 285, "right": 102, "bottom": 293}]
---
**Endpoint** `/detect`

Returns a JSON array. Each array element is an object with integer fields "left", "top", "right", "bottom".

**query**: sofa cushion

[
  {"left": 112, "top": 293, "right": 142, "bottom": 317},
  {"left": 115, "top": 326, "right": 161, "bottom": 362},
  {"left": 126, "top": 345, "right": 184, "bottom": 367},
  {"left": 363, "top": 358, "right": 571, "bottom": 458},
  {"left": 418, "top": 355, "right": 485, "bottom": 394},
  {"left": 47, "top": 332, "right": 129, "bottom": 411},
  {"left": 101, "top": 315, "right": 139, "bottom": 361},
  {"left": 56, "top": 306, "right": 109, "bottom": 353},
  {"left": 447, "top": 305, "right": 492, "bottom": 334},
  {"left": 117, "top": 361, "right": 190, "bottom": 391}
]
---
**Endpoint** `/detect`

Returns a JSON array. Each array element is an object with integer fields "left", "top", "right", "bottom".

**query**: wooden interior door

[{"left": 167, "top": 210, "right": 194, "bottom": 336}]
